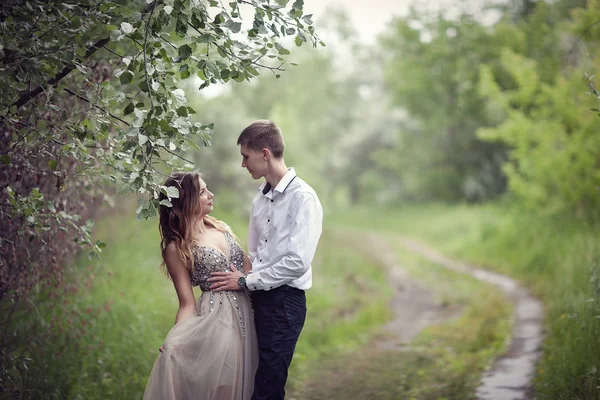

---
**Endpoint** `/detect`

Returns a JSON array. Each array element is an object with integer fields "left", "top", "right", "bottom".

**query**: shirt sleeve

[
  {"left": 246, "top": 192, "right": 323, "bottom": 291},
  {"left": 247, "top": 201, "right": 259, "bottom": 264}
]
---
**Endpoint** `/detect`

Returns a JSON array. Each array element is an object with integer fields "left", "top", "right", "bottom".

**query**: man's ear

[{"left": 262, "top": 148, "right": 271, "bottom": 160}]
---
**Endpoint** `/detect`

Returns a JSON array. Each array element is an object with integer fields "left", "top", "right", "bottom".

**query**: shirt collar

[
  {"left": 274, "top": 167, "right": 297, "bottom": 193},
  {"left": 259, "top": 168, "right": 297, "bottom": 198}
]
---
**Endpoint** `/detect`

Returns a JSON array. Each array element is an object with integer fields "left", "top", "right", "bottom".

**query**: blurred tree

[
  {"left": 477, "top": 0, "right": 600, "bottom": 219},
  {"left": 380, "top": 10, "right": 515, "bottom": 202}
]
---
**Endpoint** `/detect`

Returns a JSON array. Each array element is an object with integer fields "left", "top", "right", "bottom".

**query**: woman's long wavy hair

[{"left": 158, "top": 172, "right": 227, "bottom": 277}]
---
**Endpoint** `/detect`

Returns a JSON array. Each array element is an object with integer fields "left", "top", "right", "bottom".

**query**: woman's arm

[{"left": 164, "top": 243, "right": 197, "bottom": 324}]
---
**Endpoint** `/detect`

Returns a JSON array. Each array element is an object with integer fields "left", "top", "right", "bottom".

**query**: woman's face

[{"left": 197, "top": 178, "right": 214, "bottom": 216}]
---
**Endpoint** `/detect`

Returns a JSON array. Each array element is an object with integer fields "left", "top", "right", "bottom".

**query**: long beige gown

[{"left": 144, "top": 232, "right": 258, "bottom": 400}]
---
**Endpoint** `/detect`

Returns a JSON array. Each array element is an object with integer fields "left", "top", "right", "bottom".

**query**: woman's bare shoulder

[{"left": 164, "top": 241, "right": 186, "bottom": 265}]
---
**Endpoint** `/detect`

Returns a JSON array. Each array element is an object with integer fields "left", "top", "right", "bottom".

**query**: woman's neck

[{"left": 193, "top": 216, "right": 208, "bottom": 235}]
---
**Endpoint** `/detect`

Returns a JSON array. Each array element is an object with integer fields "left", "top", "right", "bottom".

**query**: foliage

[
  {"left": 476, "top": 1, "right": 600, "bottom": 219},
  {"left": 477, "top": 49, "right": 600, "bottom": 217},
  {"left": 0, "top": 0, "right": 321, "bottom": 219}
]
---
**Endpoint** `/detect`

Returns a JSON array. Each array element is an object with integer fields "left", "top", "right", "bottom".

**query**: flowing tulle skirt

[{"left": 143, "top": 290, "right": 258, "bottom": 400}]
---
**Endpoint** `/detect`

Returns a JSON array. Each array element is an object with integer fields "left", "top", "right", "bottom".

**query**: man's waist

[{"left": 252, "top": 284, "right": 305, "bottom": 295}]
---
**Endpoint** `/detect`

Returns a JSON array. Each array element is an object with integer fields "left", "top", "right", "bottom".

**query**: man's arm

[{"left": 245, "top": 193, "right": 323, "bottom": 291}]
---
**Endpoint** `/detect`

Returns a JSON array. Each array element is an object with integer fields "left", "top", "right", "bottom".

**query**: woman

[{"left": 143, "top": 172, "right": 258, "bottom": 400}]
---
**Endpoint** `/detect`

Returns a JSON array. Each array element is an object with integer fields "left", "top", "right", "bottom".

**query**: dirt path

[
  {"left": 392, "top": 236, "right": 545, "bottom": 400},
  {"left": 365, "top": 234, "right": 463, "bottom": 349}
]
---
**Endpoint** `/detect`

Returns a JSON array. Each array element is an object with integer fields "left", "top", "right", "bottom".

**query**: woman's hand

[{"left": 159, "top": 345, "right": 165, "bottom": 353}]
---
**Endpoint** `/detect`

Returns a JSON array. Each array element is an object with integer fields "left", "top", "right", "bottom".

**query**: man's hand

[{"left": 208, "top": 264, "right": 244, "bottom": 291}]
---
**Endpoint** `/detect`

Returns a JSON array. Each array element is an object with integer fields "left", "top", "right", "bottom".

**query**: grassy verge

[
  {"left": 329, "top": 204, "right": 600, "bottom": 399},
  {"left": 7, "top": 203, "right": 393, "bottom": 399},
  {"left": 294, "top": 232, "right": 512, "bottom": 400}
]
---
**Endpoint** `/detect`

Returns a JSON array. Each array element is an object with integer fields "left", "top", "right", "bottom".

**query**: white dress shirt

[{"left": 245, "top": 168, "right": 323, "bottom": 291}]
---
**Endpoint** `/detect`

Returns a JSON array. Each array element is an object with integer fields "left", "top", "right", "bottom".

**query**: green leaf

[
  {"left": 120, "top": 71, "right": 134, "bottom": 84},
  {"left": 198, "top": 34, "right": 213, "bottom": 43},
  {"left": 138, "top": 133, "right": 148, "bottom": 145},
  {"left": 159, "top": 199, "right": 173, "bottom": 207},
  {"left": 120, "top": 22, "right": 134, "bottom": 34},
  {"left": 48, "top": 159, "right": 58, "bottom": 171},
  {"left": 165, "top": 186, "right": 179, "bottom": 198},
  {"left": 177, "top": 106, "right": 188, "bottom": 117},
  {"left": 176, "top": 16, "right": 188, "bottom": 36},
  {"left": 123, "top": 103, "right": 135, "bottom": 115},
  {"left": 275, "top": 43, "right": 290, "bottom": 55},
  {"left": 178, "top": 44, "right": 192, "bottom": 61},
  {"left": 302, "top": 14, "right": 313, "bottom": 24},
  {"left": 0, "top": 155, "right": 10, "bottom": 165}
]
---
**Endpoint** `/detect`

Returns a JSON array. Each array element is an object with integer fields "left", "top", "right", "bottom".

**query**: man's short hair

[{"left": 237, "top": 120, "right": 285, "bottom": 158}]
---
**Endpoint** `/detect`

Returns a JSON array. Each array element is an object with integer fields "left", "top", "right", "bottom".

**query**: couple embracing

[{"left": 143, "top": 120, "right": 323, "bottom": 400}]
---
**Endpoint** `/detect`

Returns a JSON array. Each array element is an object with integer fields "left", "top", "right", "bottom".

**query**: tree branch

[
  {"left": 187, "top": 22, "right": 285, "bottom": 72},
  {"left": 159, "top": 145, "right": 194, "bottom": 164},
  {"left": 9, "top": 37, "right": 111, "bottom": 111},
  {"left": 63, "top": 88, "right": 130, "bottom": 126},
  {"left": 6, "top": 1, "right": 160, "bottom": 113},
  {"left": 144, "top": 2, "right": 158, "bottom": 110},
  {"left": 102, "top": 45, "right": 125, "bottom": 59}
]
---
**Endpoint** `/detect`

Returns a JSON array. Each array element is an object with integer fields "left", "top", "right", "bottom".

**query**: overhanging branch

[
  {"left": 6, "top": 1, "right": 160, "bottom": 113},
  {"left": 10, "top": 37, "right": 111, "bottom": 110}
]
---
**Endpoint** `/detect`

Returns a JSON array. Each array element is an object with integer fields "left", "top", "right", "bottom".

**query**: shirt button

[
  {"left": 265, "top": 239, "right": 267, "bottom": 242},
  {"left": 267, "top": 219, "right": 270, "bottom": 222},
  {"left": 259, "top": 259, "right": 262, "bottom": 262},
  {"left": 270, "top": 199, "right": 273, "bottom": 203}
]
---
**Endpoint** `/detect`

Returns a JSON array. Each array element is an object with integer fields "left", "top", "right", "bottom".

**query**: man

[{"left": 209, "top": 120, "right": 323, "bottom": 400}]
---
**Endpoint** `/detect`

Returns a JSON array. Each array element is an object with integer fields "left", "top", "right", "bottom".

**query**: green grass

[
  {"left": 9, "top": 201, "right": 596, "bottom": 399},
  {"left": 5, "top": 203, "right": 393, "bottom": 399},
  {"left": 329, "top": 204, "right": 600, "bottom": 399}
]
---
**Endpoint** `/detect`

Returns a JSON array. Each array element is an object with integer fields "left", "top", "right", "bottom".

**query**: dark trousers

[{"left": 251, "top": 285, "right": 306, "bottom": 400}]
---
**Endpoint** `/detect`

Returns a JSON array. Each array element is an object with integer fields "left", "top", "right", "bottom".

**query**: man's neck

[{"left": 265, "top": 160, "right": 289, "bottom": 189}]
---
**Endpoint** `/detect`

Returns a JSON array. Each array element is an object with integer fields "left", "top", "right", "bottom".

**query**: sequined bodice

[{"left": 189, "top": 231, "right": 245, "bottom": 291}]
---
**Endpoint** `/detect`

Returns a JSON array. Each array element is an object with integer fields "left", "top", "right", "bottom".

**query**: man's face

[{"left": 240, "top": 144, "right": 267, "bottom": 180}]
